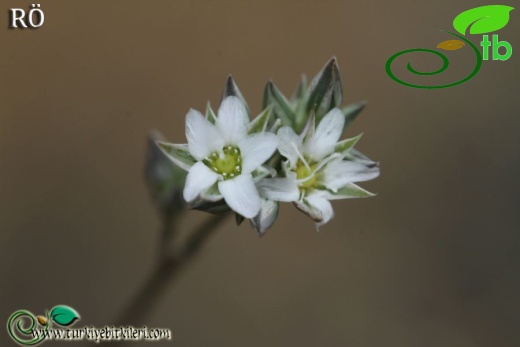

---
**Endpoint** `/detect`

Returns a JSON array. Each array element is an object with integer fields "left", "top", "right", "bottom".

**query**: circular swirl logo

[{"left": 385, "top": 5, "right": 514, "bottom": 89}]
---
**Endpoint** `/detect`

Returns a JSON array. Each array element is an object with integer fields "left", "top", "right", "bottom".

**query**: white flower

[
  {"left": 258, "top": 108, "right": 380, "bottom": 228},
  {"left": 168, "top": 96, "right": 278, "bottom": 218}
]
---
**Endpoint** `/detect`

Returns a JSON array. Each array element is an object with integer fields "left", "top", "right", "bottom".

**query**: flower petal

[
  {"left": 218, "top": 173, "right": 260, "bottom": 218},
  {"left": 305, "top": 192, "right": 335, "bottom": 229},
  {"left": 257, "top": 175, "right": 300, "bottom": 202},
  {"left": 277, "top": 126, "right": 302, "bottom": 168},
  {"left": 323, "top": 159, "right": 380, "bottom": 191},
  {"left": 216, "top": 96, "right": 248, "bottom": 144},
  {"left": 186, "top": 109, "right": 223, "bottom": 160},
  {"left": 183, "top": 162, "right": 219, "bottom": 202},
  {"left": 239, "top": 133, "right": 279, "bottom": 174},
  {"left": 300, "top": 114, "right": 316, "bottom": 143},
  {"left": 303, "top": 108, "right": 345, "bottom": 161}
]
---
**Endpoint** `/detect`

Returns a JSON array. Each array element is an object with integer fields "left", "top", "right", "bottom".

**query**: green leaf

[
  {"left": 50, "top": 306, "right": 79, "bottom": 327},
  {"left": 453, "top": 5, "right": 515, "bottom": 35},
  {"left": 334, "top": 133, "right": 363, "bottom": 155},
  {"left": 327, "top": 183, "right": 375, "bottom": 199},
  {"left": 247, "top": 106, "right": 272, "bottom": 134},
  {"left": 205, "top": 102, "right": 217, "bottom": 124},
  {"left": 342, "top": 101, "right": 367, "bottom": 131},
  {"left": 156, "top": 141, "right": 196, "bottom": 171},
  {"left": 221, "top": 75, "right": 250, "bottom": 118},
  {"left": 306, "top": 57, "right": 343, "bottom": 122},
  {"left": 263, "top": 81, "right": 296, "bottom": 128}
]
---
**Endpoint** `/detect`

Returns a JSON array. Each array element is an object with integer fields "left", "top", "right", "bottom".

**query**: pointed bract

[
  {"left": 221, "top": 75, "right": 250, "bottom": 117},
  {"left": 263, "top": 81, "right": 296, "bottom": 128},
  {"left": 250, "top": 199, "right": 279, "bottom": 236},
  {"left": 306, "top": 57, "right": 344, "bottom": 121}
]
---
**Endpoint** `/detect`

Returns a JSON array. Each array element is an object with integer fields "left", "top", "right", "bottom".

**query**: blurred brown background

[{"left": 1, "top": 1, "right": 519, "bottom": 346}]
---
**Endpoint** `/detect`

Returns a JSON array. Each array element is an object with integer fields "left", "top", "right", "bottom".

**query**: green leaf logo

[
  {"left": 50, "top": 305, "right": 80, "bottom": 326},
  {"left": 453, "top": 5, "right": 514, "bottom": 35}
]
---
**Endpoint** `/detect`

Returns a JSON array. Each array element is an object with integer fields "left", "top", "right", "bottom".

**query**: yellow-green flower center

[
  {"left": 295, "top": 159, "right": 318, "bottom": 190},
  {"left": 203, "top": 146, "right": 242, "bottom": 180}
]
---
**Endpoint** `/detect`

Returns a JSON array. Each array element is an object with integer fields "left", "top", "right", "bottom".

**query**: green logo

[
  {"left": 7, "top": 305, "right": 172, "bottom": 344},
  {"left": 386, "top": 5, "right": 514, "bottom": 89},
  {"left": 7, "top": 305, "right": 80, "bottom": 346}
]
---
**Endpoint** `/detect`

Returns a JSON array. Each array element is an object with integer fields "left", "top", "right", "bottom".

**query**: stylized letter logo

[{"left": 386, "top": 5, "right": 514, "bottom": 89}]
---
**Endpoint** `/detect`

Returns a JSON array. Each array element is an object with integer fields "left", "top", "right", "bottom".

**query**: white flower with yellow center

[
  {"left": 160, "top": 96, "right": 278, "bottom": 218},
  {"left": 258, "top": 108, "right": 380, "bottom": 228}
]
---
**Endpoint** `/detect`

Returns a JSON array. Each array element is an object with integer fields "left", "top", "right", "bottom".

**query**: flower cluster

[{"left": 154, "top": 58, "right": 379, "bottom": 235}]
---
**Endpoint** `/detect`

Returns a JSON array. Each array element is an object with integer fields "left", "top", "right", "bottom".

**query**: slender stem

[
  {"left": 159, "top": 213, "right": 177, "bottom": 258},
  {"left": 114, "top": 212, "right": 229, "bottom": 327}
]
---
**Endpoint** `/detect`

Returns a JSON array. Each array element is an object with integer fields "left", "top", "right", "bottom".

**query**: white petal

[
  {"left": 216, "top": 96, "right": 248, "bottom": 144},
  {"left": 238, "top": 133, "right": 279, "bottom": 174},
  {"left": 186, "top": 109, "right": 223, "bottom": 160},
  {"left": 218, "top": 174, "right": 261, "bottom": 218},
  {"left": 257, "top": 175, "right": 300, "bottom": 202},
  {"left": 300, "top": 114, "right": 316, "bottom": 142},
  {"left": 277, "top": 126, "right": 302, "bottom": 168},
  {"left": 183, "top": 162, "right": 219, "bottom": 202},
  {"left": 305, "top": 192, "right": 335, "bottom": 229},
  {"left": 303, "top": 108, "right": 345, "bottom": 161},
  {"left": 323, "top": 159, "right": 380, "bottom": 191}
]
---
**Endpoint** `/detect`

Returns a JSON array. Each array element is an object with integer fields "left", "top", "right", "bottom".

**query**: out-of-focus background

[{"left": 1, "top": 1, "right": 519, "bottom": 346}]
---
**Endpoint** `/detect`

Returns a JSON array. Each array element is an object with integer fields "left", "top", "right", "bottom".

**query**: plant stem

[{"left": 114, "top": 213, "right": 229, "bottom": 328}]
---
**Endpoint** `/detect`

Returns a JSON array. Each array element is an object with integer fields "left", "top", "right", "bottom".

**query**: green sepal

[
  {"left": 145, "top": 131, "right": 187, "bottom": 216},
  {"left": 190, "top": 199, "right": 231, "bottom": 214},
  {"left": 235, "top": 213, "right": 245, "bottom": 226},
  {"left": 326, "top": 183, "right": 375, "bottom": 200},
  {"left": 291, "top": 74, "right": 308, "bottom": 102},
  {"left": 263, "top": 81, "right": 296, "bottom": 128},
  {"left": 334, "top": 133, "right": 363, "bottom": 155},
  {"left": 156, "top": 141, "right": 196, "bottom": 171},
  {"left": 250, "top": 199, "right": 279, "bottom": 236},
  {"left": 221, "top": 75, "right": 250, "bottom": 118},
  {"left": 205, "top": 102, "right": 217, "bottom": 124},
  {"left": 306, "top": 57, "right": 343, "bottom": 122},
  {"left": 342, "top": 100, "right": 367, "bottom": 131},
  {"left": 294, "top": 200, "right": 322, "bottom": 223},
  {"left": 247, "top": 106, "right": 273, "bottom": 134},
  {"left": 343, "top": 148, "right": 376, "bottom": 166}
]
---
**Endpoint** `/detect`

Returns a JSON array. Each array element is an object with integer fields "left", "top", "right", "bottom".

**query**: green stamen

[
  {"left": 203, "top": 146, "right": 242, "bottom": 180},
  {"left": 295, "top": 159, "right": 319, "bottom": 190}
]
